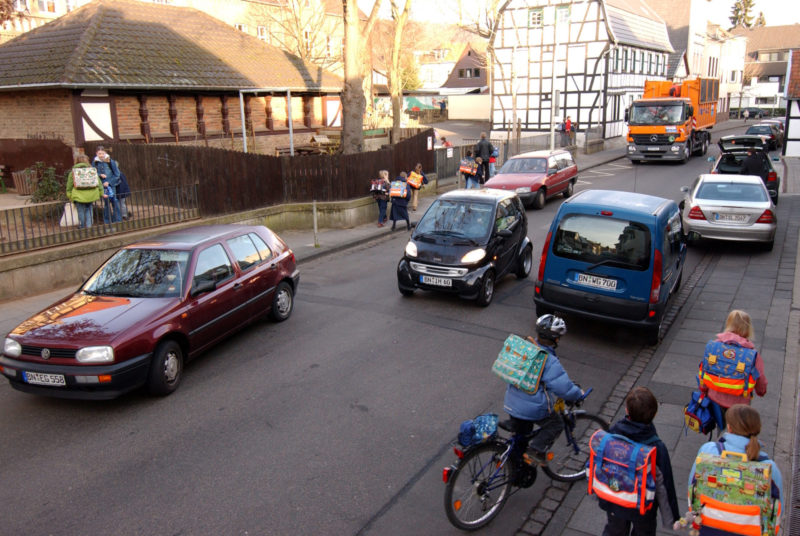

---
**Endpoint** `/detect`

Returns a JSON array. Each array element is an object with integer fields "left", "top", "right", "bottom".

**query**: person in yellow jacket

[{"left": 66, "top": 154, "right": 104, "bottom": 229}]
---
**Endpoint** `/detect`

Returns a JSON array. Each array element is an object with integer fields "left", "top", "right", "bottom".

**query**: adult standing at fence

[
  {"left": 564, "top": 116, "right": 573, "bottom": 146},
  {"left": 117, "top": 170, "right": 132, "bottom": 220},
  {"left": 473, "top": 132, "right": 493, "bottom": 185},
  {"left": 66, "top": 154, "right": 103, "bottom": 229},
  {"left": 93, "top": 146, "right": 122, "bottom": 224}
]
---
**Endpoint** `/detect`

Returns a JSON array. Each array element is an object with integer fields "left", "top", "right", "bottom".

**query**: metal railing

[{"left": 0, "top": 184, "right": 199, "bottom": 257}]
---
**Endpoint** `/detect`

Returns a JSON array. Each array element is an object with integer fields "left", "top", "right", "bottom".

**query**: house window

[
  {"left": 257, "top": 25, "right": 267, "bottom": 42},
  {"left": 655, "top": 54, "right": 660, "bottom": 75},
  {"left": 556, "top": 5, "right": 570, "bottom": 23},
  {"left": 529, "top": 8, "right": 543, "bottom": 28},
  {"left": 13, "top": 0, "right": 28, "bottom": 11},
  {"left": 65, "top": 0, "right": 77, "bottom": 11},
  {"left": 234, "top": 23, "right": 247, "bottom": 32},
  {"left": 473, "top": 68, "right": 481, "bottom": 78},
  {"left": 623, "top": 49, "right": 628, "bottom": 73},
  {"left": 459, "top": 69, "right": 473, "bottom": 78},
  {"left": 303, "top": 29, "right": 311, "bottom": 54},
  {"left": 648, "top": 53, "right": 653, "bottom": 74},
  {"left": 614, "top": 48, "right": 620, "bottom": 72},
  {"left": 326, "top": 36, "right": 332, "bottom": 57},
  {"left": 37, "top": 0, "right": 55, "bottom": 12}
]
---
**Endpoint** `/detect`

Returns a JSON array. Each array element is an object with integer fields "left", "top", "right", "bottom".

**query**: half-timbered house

[{"left": 492, "top": 0, "right": 673, "bottom": 139}]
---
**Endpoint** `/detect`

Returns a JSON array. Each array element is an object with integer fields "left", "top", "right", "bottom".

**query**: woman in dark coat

[{"left": 390, "top": 172, "right": 411, "bottom": 231}]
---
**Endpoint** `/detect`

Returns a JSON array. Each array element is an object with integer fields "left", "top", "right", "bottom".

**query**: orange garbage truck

[{"left": 626, "top": 78, "right": 718, "bottom": 164}]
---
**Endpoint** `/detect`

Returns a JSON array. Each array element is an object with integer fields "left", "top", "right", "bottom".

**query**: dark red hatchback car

[{"left": 1, "top": 224, "right": 299, "bottom": 400}]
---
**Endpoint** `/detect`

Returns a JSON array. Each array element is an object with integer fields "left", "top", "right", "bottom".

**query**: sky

[{"left": 357, "top": 0, "right": 800, "bottom": 27}]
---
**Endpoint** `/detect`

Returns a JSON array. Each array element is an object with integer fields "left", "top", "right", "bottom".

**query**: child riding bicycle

[{"left": 503, "top": 314, "right": 584, "bottom": 464}]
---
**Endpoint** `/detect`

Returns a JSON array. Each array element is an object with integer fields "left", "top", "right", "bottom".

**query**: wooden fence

[{"left": 87, "top": 129, "right": 435, "bottom": 216}]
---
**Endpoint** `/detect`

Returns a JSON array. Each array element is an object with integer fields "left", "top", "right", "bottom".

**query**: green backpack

[
  {"left": 690, "top": 442, "right": 780, "bottom": 536},
  {"left": 491, "top": 334, "right": 548, "bottom": 393}
]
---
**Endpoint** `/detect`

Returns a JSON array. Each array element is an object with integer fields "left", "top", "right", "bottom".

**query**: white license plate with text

[
  {"left": 23, "top": 371, "right": 66, "bottom": 387},
  {"left": 421, "top": 275, "right": 452, "bottom": 287},
  {"left": 577, "top": 273, "right": 617, "bottom": 290},
  {"left": 715, "top": 213, "right": 747, "bottom": 223}
]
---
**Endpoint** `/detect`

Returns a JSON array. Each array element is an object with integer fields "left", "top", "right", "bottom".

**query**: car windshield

[
  {"left": 553, "top": 214, "right": 650, "bottom": 270},
  {"left": 416, "top": 199, "right": 494, "bottom": 241},
  {"left": 745, "top": 126, "right": 772, "bottom": 135},
  {"left": 696, "top": 182, "right": 768, "bottom": 202},
  {"left": 629, "top": 103, "right": 684, "bottom": 125},
  {"left": 83, "top": 249, "right": 190, "bottom": 298},
  {"left": 499, "top": 158, "right": 547, "bottom": 174}
]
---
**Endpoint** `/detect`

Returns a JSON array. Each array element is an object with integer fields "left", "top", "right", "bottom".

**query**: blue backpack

[
  {"left": 588, "top": 430, "right": 657, "bottom": 515},
  {"left": 458, "top": 413, "right": 499, "bottom": 447}
]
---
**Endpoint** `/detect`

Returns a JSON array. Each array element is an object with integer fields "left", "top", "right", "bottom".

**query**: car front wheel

[
  {"left": 269, "top": 281, "right": 294, "bottom": 322},
  {"left": 147, "top": 340, "right": 183, "bottom": 396},
  {"left": 532, "top": 188, "right": 546, "bottom": 209},
  {"left": 476, "top": 270, "right": 495, "bottom": 307}
]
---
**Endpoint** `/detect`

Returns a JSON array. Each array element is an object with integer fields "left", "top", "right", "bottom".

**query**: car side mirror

[
  {"left": 624, "top": 109, "right": 629, "bottom": 122},
  {"left": 680, "top": 186, "right": 689, "bottom": 193},
  {"left": 548, "top": 168, "right": 557, "bottom": 176},
  {"left": 769, "top": 189, "right": 778, "bottom": 200},
  {"left": 191, "top": 278, "right": 216, "bottom": 297},
  {"left": 496, "top": 229, "right": 513, "bottom": 238}
]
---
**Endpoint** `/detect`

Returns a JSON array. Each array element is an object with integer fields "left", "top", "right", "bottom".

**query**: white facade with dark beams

[{"left": 491, "top": 0, "right": 674, "bottom": 140}]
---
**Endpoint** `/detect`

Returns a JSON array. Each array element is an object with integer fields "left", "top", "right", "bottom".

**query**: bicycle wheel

[
  {"left": 542, "top": 412, "right": 608, "bottom": 482},
  {"left": 444, "top": 442, "right": 514, "bottom": 531}
]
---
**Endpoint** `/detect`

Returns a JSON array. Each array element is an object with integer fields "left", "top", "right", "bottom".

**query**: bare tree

[
  {"left": 250, "top": 0, "right": 343, "bottom": 72},
  {"left": 1, "top": 0, "right": 20, "bottom": 25},
  {"left": 341, "top": 0, "right": 382, "bottom": 154},
  {"left": 389, "top": 0, "right": 412, "bottom": 142}
]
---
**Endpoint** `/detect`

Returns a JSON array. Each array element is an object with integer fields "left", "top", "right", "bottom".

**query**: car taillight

[
  {"left": 767, "top": 171, "right": 777, "bottom": 182},
  {"left": 688, "top": 206, "right": 706, "bottom": 220},
  {"left": 650, "top": 249, "right": 662, "bottom": 304},
  {"left": 536, "top": 231, "right": 552, "bottom": 292},
  {"left": 756, "top": 210, "right": 775, "bottom": 223}
]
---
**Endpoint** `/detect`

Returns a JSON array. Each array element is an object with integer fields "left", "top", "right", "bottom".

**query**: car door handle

[{"left": 233, "top": 283, "right": 243, "bottom": 290}]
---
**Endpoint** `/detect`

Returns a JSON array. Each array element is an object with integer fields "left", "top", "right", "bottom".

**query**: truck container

[{"left": 626, "top": 78, "right": 719, "bottom": 163}]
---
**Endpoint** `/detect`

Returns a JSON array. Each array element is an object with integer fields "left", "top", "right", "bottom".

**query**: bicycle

[{"left": 442, "top": 389, "right": 608, "bottom": 531}]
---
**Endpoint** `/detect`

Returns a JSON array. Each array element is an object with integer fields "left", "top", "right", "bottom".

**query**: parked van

[{"left": 533, "top": 190, "right": 686, "bottom": 344}]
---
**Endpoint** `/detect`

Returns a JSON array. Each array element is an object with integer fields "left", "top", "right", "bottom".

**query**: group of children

[
  {"left": 504, "top": 310, "right": 781, "bottom": 536},
  {"left": 369, "top": 163, "right": 428, "bottom": 230},
  {"left": 590, "top": 308, "right": 781, "bottom": 536}
]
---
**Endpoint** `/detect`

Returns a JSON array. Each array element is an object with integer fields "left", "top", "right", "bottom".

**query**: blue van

[{"left": 533, "top": 190, "right": 686, "bottom": 344}]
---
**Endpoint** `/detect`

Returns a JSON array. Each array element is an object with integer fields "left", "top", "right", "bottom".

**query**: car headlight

[
  {"left": 671, "top": 145, "right": 680, "bottom": 152},
  {"left": 461, "top": 248, "right": 486, "bottom": 264},
  {"left": 515, "top": 187, "right": 531, "bottom": 194},
  {"left": 75, "top": 346, "right": 114, "bottom": 363},
  {"left": 4, "top": 338, "right": 21, "bottom": 358},
  {"left": 405, "top": 241, "right": 418, "bottom": 257},
  {"left": 628, "top": 145, "right": 636, "bottom": 152}
]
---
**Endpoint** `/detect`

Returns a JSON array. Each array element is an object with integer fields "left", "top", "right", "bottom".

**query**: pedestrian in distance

[
  {"left": 503, "top": 314, "right": 584, "bottom": 464},
  {"left": 596, "top": 387, "right": 680, "bottom": 536},
  {"left": 462, "top": 150, "right": 479, "bottom": 189},
  {"left": 65, "top": 154, "right": 103, "bottom": 229},
  {"left": 565, "top": 116, "right": 573, "bottom": 146},
  {"left": 558, "top": 120, "right": 568, "bottom": 147},
  {"left": 682, "top": 404, "right": 782, "bottom": 535},
  {"left": 473, "top": 132, "right": 494, "bottom": 185},
  {"left": 740, "top": 149, "right": 767, "bottom": 181},
  {"left": 441, "top": 136, "right": 453, "bottom": 148},
  {"left": 117, "top": 170, "right": 132, "bottom": 220},
  {"left": 743, "top": 109, "right": 750, "bottom": 122},
  {"left": 370, "top": 169, "right": 391, "bottom": 227},
  {"left": 389, "top": 171, "right": 411, "bottom": 231},
  {"left": 407, "top": 162, "right": 428, "bottom": 212},
  {"left": 92, "top": 146, "right": 122, "bottom": 224},
  {"left": 697, "top": 310, "right": 767, "bottom": 431}
]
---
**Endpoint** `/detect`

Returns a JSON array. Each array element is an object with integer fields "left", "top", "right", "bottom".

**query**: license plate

[
  {"left": 647, "top": 147, "right": 660, "bottom": 151},
  {"left": 23, "top": 371, "right": 66, "bottom": 387},
  {"left": 421, "top": 275, "right": 452, "bottom": 287},
  {"left": 715, "top": 213, "right": 747, "bottom": 223},
  {"left": 577, "top": 273, "right": 617, "bottom": 290}
]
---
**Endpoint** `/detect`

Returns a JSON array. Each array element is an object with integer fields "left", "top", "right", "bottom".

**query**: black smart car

[{"left": 397, "top": 189, "right": 533, "bottom": 306}]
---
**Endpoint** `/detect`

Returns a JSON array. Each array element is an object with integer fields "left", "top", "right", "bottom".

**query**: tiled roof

[
  {"left": 0, "top": 0, "right": 342, "bottom": 92},
  {"left": 731, "top": 24, "right": 800, "bottom": 54},
  {"left": 604, "top": 0, "right": 674, "bottom": 53}
]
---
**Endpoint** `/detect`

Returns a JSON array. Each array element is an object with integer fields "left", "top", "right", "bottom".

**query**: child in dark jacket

[{"left": 599, "top": 387, "right": 680, "bottom": 536}]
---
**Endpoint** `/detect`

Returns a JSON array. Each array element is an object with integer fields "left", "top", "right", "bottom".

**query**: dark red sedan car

[
  {"left": 1, "top": 225, "right": 299, "bottom": 400},
  {"left": 484, "top": 149, "right": 578, "bottom": 209}
]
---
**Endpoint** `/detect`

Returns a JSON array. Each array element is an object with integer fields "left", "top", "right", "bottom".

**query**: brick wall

[
  {"left": 0, "top": 89, "right": 75, "bottom": 145},
  {"left": 788, "top": 49, "right": 800, "bottom": 99},
  {"left": 115, "top": 95, "right": 141, "bottom": 138}
]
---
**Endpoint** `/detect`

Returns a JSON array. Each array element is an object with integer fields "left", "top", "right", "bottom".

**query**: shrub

[{"left": 26, "top": 162, "right": 67, "bottom": 204}]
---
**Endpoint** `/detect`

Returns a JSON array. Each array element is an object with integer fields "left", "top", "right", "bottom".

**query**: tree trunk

[
  {"left": 389, "top": 0, "right": 412, "bottom": 143},
  {"left": 340, "top": 0, "right": 381, "bottom": 155}
]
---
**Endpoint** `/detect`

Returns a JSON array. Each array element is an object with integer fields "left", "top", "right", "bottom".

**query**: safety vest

[
  {"left": 698, "top": 340, "right": 759, "bottom": 397},
  {"left": 389, "top": 180, "right": 407, "bottom": 198}
]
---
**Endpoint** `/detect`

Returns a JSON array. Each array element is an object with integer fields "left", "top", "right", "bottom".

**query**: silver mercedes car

[{"left": 680, "top": 174, "right": 776, "bottom": 251}]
